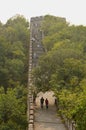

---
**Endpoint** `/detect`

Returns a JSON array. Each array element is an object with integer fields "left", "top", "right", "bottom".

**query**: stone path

[{"left": 34, "top": 91, "right": 67, "bottom": 130}]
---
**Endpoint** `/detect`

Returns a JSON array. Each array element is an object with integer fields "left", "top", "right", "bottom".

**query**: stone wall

[
  {"left": 30, "top": 16, "right": 44, "bottom": 68},
  {"left": 27, "top": 16, "right": 44, "bottom": 130}
]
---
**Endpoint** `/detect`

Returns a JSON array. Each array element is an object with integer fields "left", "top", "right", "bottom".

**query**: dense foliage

[
  {"left": 0, "top": 87, "right": 27, "bottom": 130},
  {"left": 33, "top": 15, "right": 86, "bottom": 130},
  {"left": 0, "top": 15, "right": 29, "bottom": 129}
]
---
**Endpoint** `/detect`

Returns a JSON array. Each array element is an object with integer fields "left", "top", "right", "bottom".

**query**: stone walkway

[{"left": 34, "top": 91, "right": 67, "bottom": 130}]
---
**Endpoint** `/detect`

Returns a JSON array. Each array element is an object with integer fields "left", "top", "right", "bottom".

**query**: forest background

[{"left": 0, "top": 14, "right": 86, "bottom": 130}]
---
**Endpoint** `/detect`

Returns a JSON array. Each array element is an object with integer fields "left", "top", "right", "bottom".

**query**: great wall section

[
  {"left": 27, "top": 16, "right": 76, "bottom": 130},
  {"left": 27, "top": 16, "right": 44, "bottom": 130}
]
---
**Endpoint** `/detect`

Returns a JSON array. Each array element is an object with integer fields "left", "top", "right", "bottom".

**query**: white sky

[{"left": 0, "top": 0, "right": 86, "bottom": 25}]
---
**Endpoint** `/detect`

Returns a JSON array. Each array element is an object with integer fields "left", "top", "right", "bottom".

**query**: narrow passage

[{"left": 34, "top": 91, "right": 67, "bottom": 130}]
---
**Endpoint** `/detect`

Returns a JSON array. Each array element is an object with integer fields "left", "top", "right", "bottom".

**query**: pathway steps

[{"left": 34, "top": 91, "right": 67, "bottom": 130}]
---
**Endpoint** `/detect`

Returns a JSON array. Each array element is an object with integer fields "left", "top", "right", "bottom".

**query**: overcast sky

[{"left": 0, "top": 0, "right": 86, "bottom": 25}]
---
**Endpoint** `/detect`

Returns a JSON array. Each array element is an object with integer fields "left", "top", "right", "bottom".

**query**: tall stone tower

[{"left": 30, "top": 16, "right": 44, "bottom": 68}]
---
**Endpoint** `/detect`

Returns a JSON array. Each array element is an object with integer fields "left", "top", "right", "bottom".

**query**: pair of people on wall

[{"left": 40, "top": 97, "right": 49, "bottom": 109}]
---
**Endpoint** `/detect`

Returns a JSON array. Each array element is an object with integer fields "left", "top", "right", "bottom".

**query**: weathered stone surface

[
  {"left": 30, "top": 109, "right": 34, "bottom": 115},
  {"left": 27, "top": 16, "right": 44, "bottom": 130},
  {"left": 29, "top": 124, "right": 34, "bottom": 130}
]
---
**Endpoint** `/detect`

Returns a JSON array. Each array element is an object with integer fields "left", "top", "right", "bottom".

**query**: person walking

[
  {"left": 45, "top": 98, "right": 49, "bottom": 109},
  {"left": 55, "top": 97, "right": 59, "bottom": 110},
  {"left": 33, "top": 91, "right": 36, "bottom": 105},
  {"left": 40, "top": 97, "right": 44, "bottom": 109}
]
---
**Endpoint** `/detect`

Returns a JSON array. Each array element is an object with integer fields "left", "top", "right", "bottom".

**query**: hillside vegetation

[{"left": 0, "top": 15, "right": 29, "bottom": 130}]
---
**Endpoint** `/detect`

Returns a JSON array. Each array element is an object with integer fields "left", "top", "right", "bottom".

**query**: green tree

[{"left": 0, "top": 87, "right": 27, "bottom": 130}]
